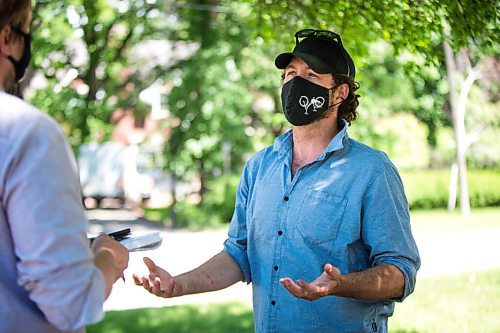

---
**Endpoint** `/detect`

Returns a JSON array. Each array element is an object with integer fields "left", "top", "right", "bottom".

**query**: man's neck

[{"left": 292, "top": 119, "right": 339, "bottom": 164}]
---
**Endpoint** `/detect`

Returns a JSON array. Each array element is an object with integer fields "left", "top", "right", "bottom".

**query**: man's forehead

[{"left": 286, "top": 56, "right": 312, "bottom": 69}]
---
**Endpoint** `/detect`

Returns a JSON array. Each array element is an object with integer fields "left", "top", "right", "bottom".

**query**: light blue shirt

[
  {"left": 224, "top": 123, "right": 420, "bottom": 333},
  {"left": 0, "top": 92, "right": 105, "bottom": 333}
]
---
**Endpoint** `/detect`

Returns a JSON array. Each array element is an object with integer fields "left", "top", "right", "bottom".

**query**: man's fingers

[
  {"left": 279, "top": 277, "right": 295, "bottom": 288},
  {"left": 280, "top": 277, "right": 325, "bottom": 301},
  {"left": 280, "top": 278, "right": 304, "bottom": 297},
  {"left": 143, "top": 257, "right": 157, "bottom": 274},
  {"left": 151, "top": 277, "right": 176, "bottom": 297},
  {"left": 324, "top": 263, "right": 336, "bottom": 275},
  {"left": 324, "top": 263, "right": 340, "bottom": 279},
  {"left": 152, "top": 277, "right": 165, "bottom": 294},
  {"left": 142, "top": 276, "right": 153, "bottom": 292},
  {"left": 132, "top": 273, "right": 143, "bottom": 286},
  {"left": 300, "top": 279, "right": 328, "bottom": 293},
  {"left": 134, "top": 259, "right": 175, "bottom": 298},
  {"left": 280, "top": 267, "right": 340, "bottom": 301},
  {"left": 296, "top": 279, "right": 318, "bottom": 295}
]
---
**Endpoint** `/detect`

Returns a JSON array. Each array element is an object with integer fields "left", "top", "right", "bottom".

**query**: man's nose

[{"left": 296, "top": 69, "right": 307, "bottom": 78}]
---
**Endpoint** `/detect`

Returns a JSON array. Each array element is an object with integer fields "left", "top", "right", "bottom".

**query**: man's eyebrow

[{"left": 285, "top": 63, "right": 314, "bottom": 71}]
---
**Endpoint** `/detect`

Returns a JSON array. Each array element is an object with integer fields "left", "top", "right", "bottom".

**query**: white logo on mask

[{"left": 299, "top": 96, "right": 325, "bottom": 115}]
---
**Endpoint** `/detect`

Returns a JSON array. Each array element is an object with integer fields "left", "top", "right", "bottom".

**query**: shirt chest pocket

[{"left": 296, "top": 190, "right": 347, "bottom": 244}]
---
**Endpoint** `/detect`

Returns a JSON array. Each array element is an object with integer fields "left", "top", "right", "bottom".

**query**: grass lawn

[
  {"left": 410, "top": 207, "right": 500, "bottom": 233},
  {"left": 87, "top": 302, "right": 254, "bottom": 333},
  {"left": 390, "top": 268, "right": 500, "bottom": 333},
  {"left": 87, "top": 268, "right": 500, "bottom": 333}
]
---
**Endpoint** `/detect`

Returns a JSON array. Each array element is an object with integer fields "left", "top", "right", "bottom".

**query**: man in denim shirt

[{"left": 134, "top": 29, "right": 420, "bottom": 333}]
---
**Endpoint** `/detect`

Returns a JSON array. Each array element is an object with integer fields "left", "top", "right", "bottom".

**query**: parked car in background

[{"left": 78, "top": 142, "right": 156, "bottom": 208}]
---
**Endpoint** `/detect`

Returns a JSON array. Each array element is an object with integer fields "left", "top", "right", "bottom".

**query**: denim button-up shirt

[{"left": 224, "top": 124, "right": 420, "bottom": 333}]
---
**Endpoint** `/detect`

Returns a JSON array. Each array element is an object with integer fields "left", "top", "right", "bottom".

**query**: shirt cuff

[
  {"left": 376, "top": 258, "right": 418, "bottom": 302},
  {"left": 223, "top": 239, "right": 252, "bottom": 283}
]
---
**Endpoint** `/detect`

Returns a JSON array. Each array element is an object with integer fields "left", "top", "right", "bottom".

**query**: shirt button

[
  {"left": 274, "top": 265, "right": 279, "bottom": 271},
  {"left": 277, "top": 230, "right": 283, "bottom": 236},
  {"left": 271, "top": 301, "right": 276, "bottom": 306},
  {"left": 283, "top": 196, "right": 289, "bottom": 201}
]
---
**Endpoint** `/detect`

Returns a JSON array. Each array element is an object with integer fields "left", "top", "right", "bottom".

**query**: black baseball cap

[{"left": 275, "top": 29, "right": 356, "bottom": 78}]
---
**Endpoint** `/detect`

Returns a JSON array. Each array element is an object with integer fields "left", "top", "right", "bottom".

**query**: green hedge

[
  {"left": 145, "top": 169, "right": 500, "bottom": 228},
  {"left": 400, "top": 169, "right": 500, "bottom": 210},
  {"left": 143, "top": 175, "right": 240, "bottom": 229}
]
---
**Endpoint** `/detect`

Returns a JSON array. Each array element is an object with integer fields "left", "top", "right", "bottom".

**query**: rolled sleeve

[
  {"left": 378, "top": 257, "right": 418, "bottom": 302},
  {"left": 363, "top": 163, "right": 421, "bottom": 302},
  {"left": 223, "top": 167, "right": 252, "bottom": 283},
  {"left": 224, "top": 238, "right": 251, "bottom": 283}
]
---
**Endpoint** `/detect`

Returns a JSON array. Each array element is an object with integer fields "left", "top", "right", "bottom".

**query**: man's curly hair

[{"left": 332, "top": 74, "right": 360, "bottom": 128}]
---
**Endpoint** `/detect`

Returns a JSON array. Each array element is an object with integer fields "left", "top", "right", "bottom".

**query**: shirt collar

[
  {"left": 273, "top": 120, "right": 349, "bottom": 157},
  {"left": 272, "top": 130, "right": 293, "bottom": 155},
  {"left": 324, "top": 120, "right": 349, "bottom": 154}
]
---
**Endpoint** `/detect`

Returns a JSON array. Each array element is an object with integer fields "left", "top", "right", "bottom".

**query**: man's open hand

[
  {"left": 279, "top": 263, "right": 341, "bottom": 301},
  {"left": 133, "top": 257, "right": 176, "bottom": 298}
]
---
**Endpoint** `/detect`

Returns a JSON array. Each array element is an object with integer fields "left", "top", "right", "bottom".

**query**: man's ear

[
  {"left": 335, "top": 83, "right": 349, "bottom": 101},
  {"left": 0, "top": 25, "right": 14, "bottom": 56},
  {"left": 336, "top": 83, "right": 349, "bottom": 100}
]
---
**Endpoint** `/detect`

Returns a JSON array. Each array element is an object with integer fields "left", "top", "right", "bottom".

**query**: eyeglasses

[{"left": 294, "top": 29, "right": 351, "bottom": 77}]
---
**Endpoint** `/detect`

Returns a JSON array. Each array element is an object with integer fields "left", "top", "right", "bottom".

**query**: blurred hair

[
  {"left": 0, "top": 0, "right": 31, "bottom": 31},
  {"left": 332, "top": 74, "right": 360, "bottom": 128}
]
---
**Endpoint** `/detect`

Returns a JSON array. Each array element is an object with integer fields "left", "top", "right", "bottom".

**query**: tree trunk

[
  {"left": 442, "top": 23, "right": 470, "bottom": 216},
  {"left": 170, "top": 174, "right": 178, "bottom": 228},
  {"left": 199, "top": 159, "right": 206, "bottom": 204},
  {"left": 447, "top": 163, "right": 458, "bottom": 210}
]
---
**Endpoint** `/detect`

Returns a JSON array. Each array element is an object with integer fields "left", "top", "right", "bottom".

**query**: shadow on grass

[{"left": 87, "top": 302, "right": 254, "bottom": 333}]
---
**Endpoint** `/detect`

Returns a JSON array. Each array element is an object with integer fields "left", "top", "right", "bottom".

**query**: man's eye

[
  {"left": 286, "top": 71, "right": 296, "bottom": 77},
  {"left": 308, "top": 73, "right": 318, "bottom": 78}
]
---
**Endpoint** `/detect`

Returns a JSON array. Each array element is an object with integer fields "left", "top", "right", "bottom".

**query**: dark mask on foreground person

[{"left": 7, "top": 26, "right": 31, "bottom": 82}]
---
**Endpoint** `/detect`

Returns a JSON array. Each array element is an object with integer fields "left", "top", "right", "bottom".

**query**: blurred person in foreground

[
  {"left": 0, "top": 1, "right": 129, "bottom": 332},
  {"left": 134, "top": 29, "right": 420, "bottom": 333}
]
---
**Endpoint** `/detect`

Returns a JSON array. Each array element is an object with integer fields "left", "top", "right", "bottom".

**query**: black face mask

[
  {"left": 281, "top": 76, "right": 334, "bottom": 126},
  {"left": 7, "top": 27, "right": 31, "bottom": 82}
]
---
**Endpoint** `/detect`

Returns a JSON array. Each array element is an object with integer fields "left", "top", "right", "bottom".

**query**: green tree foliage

[
  {"left": 164, "top": 0, "right": 498, "bottom": 225},
  {"left": 160, "top": 1, "right": 288, "bottom": 226},
  {"left": 246, "top": 0, "right": 498, "bottom": 58},
  {"left": 23, "top": 0, "right": 498, "bottom": 226},
  {"left": 352, "top": 42, "right": 450, "bottom": 149},
  {"left": 28, "top": 0, "right": 171, "bottom": 144}
]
